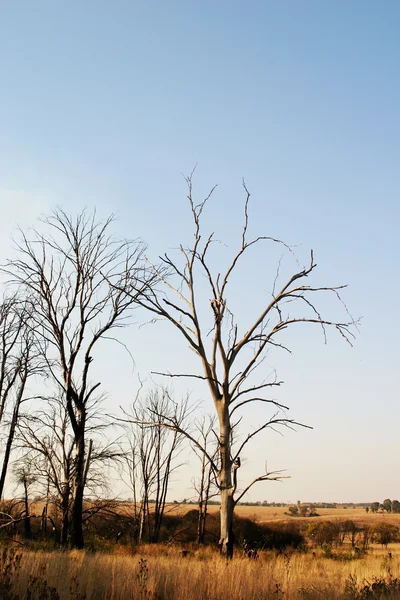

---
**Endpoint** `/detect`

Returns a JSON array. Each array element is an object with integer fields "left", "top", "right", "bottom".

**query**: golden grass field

[
  {"left": 4, "top": 542, "right": 400, "bottom": 600},
  {"left": 4, "top": 503, "right": 400, "bottom": 599}
]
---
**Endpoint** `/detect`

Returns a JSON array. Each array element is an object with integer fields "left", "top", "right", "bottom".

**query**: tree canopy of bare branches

[
  {"left": 4, "top": 209, "right": 155, "bottom": 548},
  {"left": 121, "top": 174, "right": 356, "bottom": 558},
  {"left": 0, "top": 295, "right": 41, "bottom": 500},
  {"left": 123, "top": 388, "right": 188, "bottom": 543}
]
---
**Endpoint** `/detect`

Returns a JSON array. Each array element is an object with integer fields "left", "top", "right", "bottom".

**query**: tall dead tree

[
  {"left": 5, "top": 209, "right": 154, "bottom": 548},
  {"left": 124, "top": 175, "right": 356, "bottom": 558}
]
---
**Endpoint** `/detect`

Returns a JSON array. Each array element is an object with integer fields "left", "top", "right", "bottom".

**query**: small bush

[
  {"left": 307, "top": 521, "right": 340, "bottom": 548},
  {"left": 371, "top": 523, "right": 399, "bottom": 548}
]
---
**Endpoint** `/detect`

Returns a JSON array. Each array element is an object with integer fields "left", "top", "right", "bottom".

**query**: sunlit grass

[{"left": 3, "top": 543, "right": 400, "bottom": 599}]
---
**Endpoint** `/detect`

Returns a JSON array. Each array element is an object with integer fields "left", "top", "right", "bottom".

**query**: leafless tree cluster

[
  {"left": 191, "top": 416, "right": 218, "bottom": 544},
  {"left": 2, "top": 210, "right": 154, "bottom": 547},
  {"left": 16, "top": 394, "right": 122, "bottom": 544},
  {"left": 0, "top": 176, "right": 355, "bottom": 556},
  {"left": 0, "top": 295, "right": 42, "bottom": 500},
  {"left": 123, "top": 388, "right": 188, "bottom": 543}
]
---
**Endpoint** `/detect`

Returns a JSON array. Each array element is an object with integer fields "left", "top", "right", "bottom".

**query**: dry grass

[
  {"left": 5, "top": 503, "right": 400, "bottom": 598},
  {"left": 3, "top": 543, "right": 400, "bottom": 600}
]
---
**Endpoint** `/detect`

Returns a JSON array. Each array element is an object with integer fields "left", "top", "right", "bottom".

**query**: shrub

[
  {"left": 371, "top": 523, "right": 399, "bottom": 548},
  {"left": 307, "top": 521, "right": 340, "bottom": 548}
]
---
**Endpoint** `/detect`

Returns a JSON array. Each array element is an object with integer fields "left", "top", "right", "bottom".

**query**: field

[
  {"left": 165, "top": 501, "right": 400, "bottom": 528},
  {"left": 3, "top": 503, "right": 400, "bottom": 599},
  {"left": 2, "top": 542, "right": 400, "bottom": 599}
]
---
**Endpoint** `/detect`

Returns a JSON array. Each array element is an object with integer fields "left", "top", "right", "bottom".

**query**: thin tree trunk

[
  {"left": 197, "top": 447, "right": 206, "bottom": 545},
  {"left": 151, "top": 432, "right": 175, "bottom": 543},
  {"left": 23, "top": 477, "right": 32, "bottom": 539},
  {"left": 0, "top": 379, "right": 25, "bottom": 498},
  {"left": 60, "top": 484, "right": 70, "bottom": 546},
  {"left": 0, "top": 407, "right": 18, "bottom": 499},
  {"left": 138, "top": 503, "right": 145, "bottom": 543},
  {"left": 70, "top": 427, "right": 85, "bottom": 549},
  {"left": 198, "top": 461, "right": 212, "bottom": 545}
]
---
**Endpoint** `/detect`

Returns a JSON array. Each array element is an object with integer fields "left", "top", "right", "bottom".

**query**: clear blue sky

[{"left": 1, "top": 1, "right": 399, "bottom": 503}]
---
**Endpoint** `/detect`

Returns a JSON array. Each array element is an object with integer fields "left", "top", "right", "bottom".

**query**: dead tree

[
  {"left": 13, "top": 460, "right": 37, "bottom": 539},
  {"left": 17, "top": 393, "right": 127, "bottom": 545},
  {"left": 122, "top": 174, "right": 356, "bottom": 558},
  {"left": 4, "top": 209, "right": 155, "bottom": 548},
  {"left": 0, "top": 296, "right": 40, "bottom": 500},
  {"left": 191, "top": 415, "right": 218, "bottom": 544},
  {"left": 124, "top": 388, "right": 187, "bottom": 543},
  {"left": 17, "top": 398, "right": 75, "bottom": 544}
]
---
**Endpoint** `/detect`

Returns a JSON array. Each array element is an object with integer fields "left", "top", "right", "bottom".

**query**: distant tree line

[{"left": 368, "top": 499, "right": 400, "bottom": 514}]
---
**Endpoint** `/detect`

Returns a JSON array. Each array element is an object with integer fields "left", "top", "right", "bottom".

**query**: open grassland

[
  {"left": 2, "top": 543, "right": 400, "bottom": 600},
  {"left": 5, "top": 503, "right": 400, "bottom": 598},
  {"left": 30, "top": 500, "right": 400, "bottom": 528}
]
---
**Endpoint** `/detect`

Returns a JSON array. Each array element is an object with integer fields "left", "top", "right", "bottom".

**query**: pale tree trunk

[
  {"left": 138, "top": 503, "right": 146, "bottom": 543},
  {"left": 217, "top": 403, "right": 235, "bottom": 558},
  {"left": 219, "top": 490, "right": 234, "bottom": 558}
]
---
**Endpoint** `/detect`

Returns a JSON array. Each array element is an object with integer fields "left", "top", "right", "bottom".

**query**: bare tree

[
  {"left": 18, "top": 396, "right": 127, "bottom": 545},
  {"left": 17, "top": 397, "right": 75, "bottom": 544},
  {"left": 124, "top": 388, "right": 188, "bottom": 543},
  {"left": 122, "top": 174, "right": 356, "bottom": 557},
  {"left": 191, "top": 415, "right": 218, "bottom": 545},
  {"left": 0, "top": 295, "right": 40, "bottom": 499},
  {"left": 4, "top": 209, "right": 154, "bottom": 548},
  {"left": 13, "top": 458, "right": 37, "bottom": 539}
]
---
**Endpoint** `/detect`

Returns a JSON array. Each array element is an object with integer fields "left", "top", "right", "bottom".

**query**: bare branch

[
  {"left": 234, "top": 470, "right": 290, "bottom": 506},
  {"left": 233, "top": 414, "right": 312, "bottom": 463}
]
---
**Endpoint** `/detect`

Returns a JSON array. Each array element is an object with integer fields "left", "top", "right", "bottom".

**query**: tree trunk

[
  {"left": 70, "top": 428, "right": 85, "bottom": 549},
  {"left": 0, "top": 380, "right": 25, "bottom": 499},
  {"left": 23, "top": 477, "right": 32, "bottom": 539},
  {"left": 41, "top": 473, "right": 50, "bottom": 538},
  {"left": 218, "top": 404, "right": 235, "bottom": 558},
  {"left": 197, "top": 449, "right": 212, "bottom": 545},
  {"left": 0, "top": 405, "right": 18, "bottom": 499},
  {"left": 60, "top": 485, "right": 70, "bottom": 546},
  {"left": 138, "top": 504, "right": 145, "bottom": 543},
  {"left": 219, "top": 490, "right": 234, "bottom": 558},
  {"left": 197, "top": 501, "right": 205, "bottom": 545}
]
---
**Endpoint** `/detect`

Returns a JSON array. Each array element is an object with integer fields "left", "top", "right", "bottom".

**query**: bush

[
  {"left": 261, "top": 521, "right": 304, "bottom": 551},
  {"left": 307, "top": 521, "right": 340, "bottom": 548},
  {"left": 371, "top": 523, "right": 399, "bottom": 548}
]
